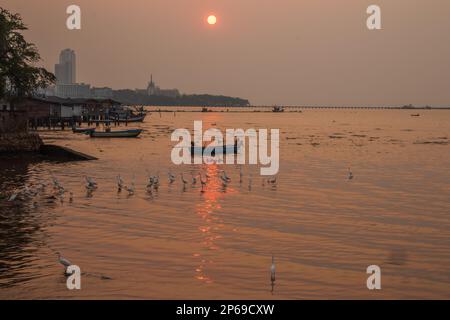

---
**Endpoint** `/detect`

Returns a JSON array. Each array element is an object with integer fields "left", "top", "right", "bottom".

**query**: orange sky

[{"left": 2, "top": 0, "right": 450, "bottom": 106}]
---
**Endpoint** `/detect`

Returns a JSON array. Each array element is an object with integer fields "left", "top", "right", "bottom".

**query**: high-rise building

[{"left": 55, "top": 49, "right": 76, "bottom": 84}]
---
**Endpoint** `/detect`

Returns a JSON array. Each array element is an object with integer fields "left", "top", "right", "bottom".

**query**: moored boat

[
  {"left": 190, "top": 145, "right": 239, "bottom": 156},
  {"left": 272, "top": 106, "right": 285, "bottom": 112},
  {"left": 72, "top": 127, "right": 96, "bottom": 134},
  {"left": 89, "top": 129, "right": 143, "bottom": 138}
]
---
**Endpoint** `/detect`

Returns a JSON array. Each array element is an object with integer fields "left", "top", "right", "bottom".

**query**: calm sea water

[{"left": 0, "top": 109, "right": 449, "bottom": 299}]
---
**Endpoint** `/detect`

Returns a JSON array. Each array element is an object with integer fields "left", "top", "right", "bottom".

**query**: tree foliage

[{"left": 0, "top": 7, "right": 55, "bottom": 102}]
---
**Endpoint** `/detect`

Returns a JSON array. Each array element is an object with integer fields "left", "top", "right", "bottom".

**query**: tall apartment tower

[{"left": 55, "top": 49, "right": 76, "bottom": 84}]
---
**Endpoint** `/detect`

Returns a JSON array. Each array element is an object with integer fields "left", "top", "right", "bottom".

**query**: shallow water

[{"left": 0, "top": 109, "right": 449, "bottom": 299}]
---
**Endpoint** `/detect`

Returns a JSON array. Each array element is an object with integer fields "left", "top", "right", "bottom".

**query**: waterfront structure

[
  {"left": 56, "top": 83, "right": 91, "bottom": 99},
  {"left": 91, "top": 87, "right": 113, "bottom": 99}
]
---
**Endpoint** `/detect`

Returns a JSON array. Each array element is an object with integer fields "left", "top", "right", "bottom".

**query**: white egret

[
  {"left": 271, "top": 255, "right": 276, "bottom": 283},
  {"left": 116, "top": 175, "right": 124, "bottom": 192},
  {"left": 348, "top": 168, "right": 354, "bottom": 180},
  {"left": 153, "top": 174, "right": 160, "bottom": 190},
  {"left": 125, "top": 181, "right": 135, "bottom": 196},
  {"left": 8, "top": 191, "right": 19, "bottom": 202},
  {"left": 168, "top": 172, "right": 176, "bottom": 184},
  {"left": 85, "top": 176, "right": 97, "bottom": 190},
  {"left": 222, "top": 171, "right": 231, "bottom": 182},
  {"left": 57, "top": 252, "right": 73, "bottom": 275},
  {"left": 181, "top": 173, "right": 188, "bottom": 185}
]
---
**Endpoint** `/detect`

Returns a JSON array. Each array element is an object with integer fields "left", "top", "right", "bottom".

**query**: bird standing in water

[
  {"left": 116, "top": 175, "right": 124, "bottom": 192},
  {"left": 271, "top": 255, "right": 276, "bottom": 283},
  {"left": 181, "top": 173, "right": 188, "bottom": 190},
  {"left": 57, "top": 252, "right": 72, "bottom": 275},
  {"left": 168, "top": 172, "right": 176, "bottom": 184},
  {"left": 85, "top": 176, "right": 98, "bottom": 190},
  {"left": 348, "top": 168, "right": 354, "bottom": 180}
]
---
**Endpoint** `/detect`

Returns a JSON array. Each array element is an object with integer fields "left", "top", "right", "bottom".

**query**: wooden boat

[
  {"left": 89, "top": 129, "right": 143, "bottom": 138},
  {"left": 72, "top": 127, "right": 96, "bottom": 134},
  {"left": 117, "top": 114, "right": 147, "bottom": 122},
  {"left": 272, "top": 106, "right": 285, "bottom": 112},
  {"left": 111, "top": 112, "right": 148, "bottom": 122},
  {"left": 191, "top": 145, "right": 239, "bottom": 156}
]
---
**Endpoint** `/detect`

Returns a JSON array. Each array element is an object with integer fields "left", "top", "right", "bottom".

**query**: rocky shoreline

[
  {"left": 0, "top": 132, "right": 43, "bottom": 152},
  {"left": 0, "top": 132, "right": 96, "bottom": 161}
]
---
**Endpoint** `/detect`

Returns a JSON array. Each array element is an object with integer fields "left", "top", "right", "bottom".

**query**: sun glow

[{"left": 207, "top": 15, "right": 217, "bottom": 25}]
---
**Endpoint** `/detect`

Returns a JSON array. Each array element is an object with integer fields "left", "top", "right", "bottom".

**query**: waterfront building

[
  {"left": 91, "top": 87, "right": 114, "bottom": 99},
  {"left": 55, "top": 83, "right": 91, "bottom": 99}
]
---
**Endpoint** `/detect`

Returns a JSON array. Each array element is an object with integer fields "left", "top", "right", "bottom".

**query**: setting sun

[{"left": 207, "top": 15, "right": 217, "bottom": 25}]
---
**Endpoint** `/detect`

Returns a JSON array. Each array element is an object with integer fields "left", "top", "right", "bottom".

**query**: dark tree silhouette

[{"left": 0, "top": 7, "right": 55, "bottom": 106}]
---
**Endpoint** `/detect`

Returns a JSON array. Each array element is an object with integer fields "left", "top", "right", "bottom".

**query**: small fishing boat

[
  {"left": 72, "top": 127, "right": 96, "bottom": 134},
  {"left": 191, "top": 145, "right": 239, "bottom": 156},
  {"left": 89, "top": 129, "right": 143, "bottom": 138},
  {"left": 272, "top": 106, "right": 285, "bottom": 113},
  {"left": 411, "top": 114, "right": 421, "bottom": 117},
  {"left": 110, "top": 111, "right": 148, "bottom": 122},
  {"left": 119, "top": 114, "right": 147, "bottom": 122}
]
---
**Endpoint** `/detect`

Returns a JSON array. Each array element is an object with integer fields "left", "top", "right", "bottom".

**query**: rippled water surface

[{"left": 0, "top": 109, "right": 449, "bottom": 299}]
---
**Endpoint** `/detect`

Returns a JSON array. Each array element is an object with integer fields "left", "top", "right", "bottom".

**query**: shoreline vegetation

[{"left": 113, "top": 91, "right": 250, "bottom": 107}]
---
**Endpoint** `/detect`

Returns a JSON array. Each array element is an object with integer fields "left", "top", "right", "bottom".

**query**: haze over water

[{"left": 0, "top": 109, "right": 449, "bottom": 299}]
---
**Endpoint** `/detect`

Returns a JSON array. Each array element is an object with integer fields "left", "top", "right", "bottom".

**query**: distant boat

[
  {"left": 107, "top": 114, "right": 147, "bottom": 123},
  {"left": 72, "top": 127, "right": 96, "bottom": 134},
  {"left": 89, "top": 129, "right": 143, "bottom": 138},
  {"left": 411, "top": 114, "right": 421, "bottom": 117},
  {"left": 272, "top": 106, "right": 285, "bottom": 113},
  {"left": 119, "top": 114, "right": 147, "bottom": 122},
  {"left": 191, "top": 145, "right": 239, "bottom": 156}
]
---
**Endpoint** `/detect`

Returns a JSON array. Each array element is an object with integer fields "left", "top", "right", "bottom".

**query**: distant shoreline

[{"left": 145, "top": 106, "right": 450, "bottom": 111}]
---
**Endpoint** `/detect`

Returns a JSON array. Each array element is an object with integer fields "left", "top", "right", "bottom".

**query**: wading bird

[
  {"left": 200, "top": 174, "right": 208, "bottom": 193},
  {"left": 116, "top": 175, "right": 124, "bottom": 192},
  {"left": 348, "top": 168, "right": 354, "bottom": 180},
  {"left": 125, "top": 180, "right": 135, "bottom": 196},
  {"left": 222, "top": 171, "right": 231, "bottom": 182},
  {"left": 168, "top": 172, "right": 176, "bottom": 184},
  {"left": 8, "top": 191, "right": 19, "bottom": 202},
  {"left": 267, "top": 176, "right": 277, "bottom": 186},
  {"left": 85, "top": 176, "right": 98, "bottom": 190},
  {"left": 220, "top": 174, "right": 229, "bottom": 188},
  {"left": 271, "top": 255, "right": 276, "bottom": 283},
  {"left": 57, "top": 252, "right": 72, "bottom": 275},
  {"left": 152, "top": 174, "right": 160, "bottom": 190},
  {"left": 181, "top": 173, "right": 188, "bottom": 186}
]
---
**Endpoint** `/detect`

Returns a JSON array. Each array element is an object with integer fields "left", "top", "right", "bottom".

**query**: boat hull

[
  {"left": 89, "top": 129, "right": 143, "bottom": 138},
  {"left": 72, "top": 127, "right": 96, "bottom": 134},
  {"left": 190, "top": 145, "right": 239, "bottom": 156}
]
